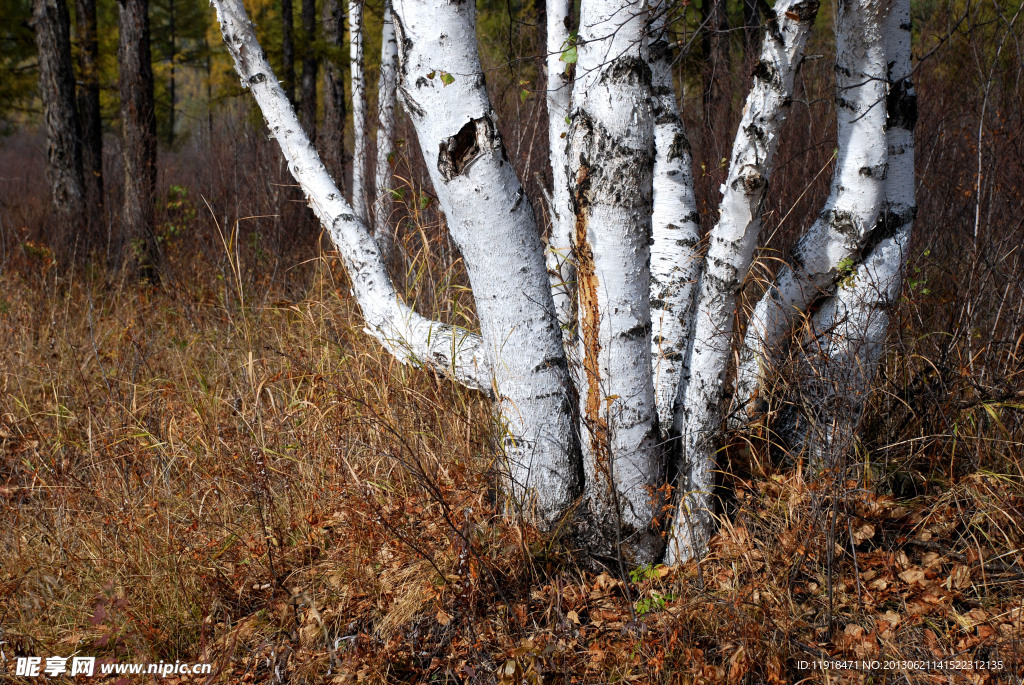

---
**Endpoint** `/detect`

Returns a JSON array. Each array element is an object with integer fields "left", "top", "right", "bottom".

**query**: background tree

[
  {"left": 0, "top": 0, "right": 37, "bottom": 132},
  {"left": 281, "top": 0, "right": 295, "bottom": 102},
  {"left": 32, "top": 0, "right": 86, "bottom": 245},
  {"left": 300, "top": 0, "right": 317, "bottom": 135},
  {"left": 321, "top": 0, "right": 347, "bottom": 183},
  {"left": 118, "top": 0, "right": 159, "bottom": 279},
  {"left": 75, "top": 0, "right": 103, "bottom": 226},
  {"left": 151, "top": 0, "right": 210, "bottom": 145}
]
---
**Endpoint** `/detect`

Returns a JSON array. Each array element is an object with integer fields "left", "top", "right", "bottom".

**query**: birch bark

[
  {"left": 349, "top": 0, "right": 368, "bottom": 221},
  {"left": 804, "top": 0, "right": 916, "bottom": 465},
  {"left": 667, "top": 0, "right": 819, "bottom": 564},
  {"left": 391, "top": 0, "right": 578, "bottom": 523},
  {"left": 372, "top": 0, "right": 399, "bottom": 259},
  {"left": 734, "top": 0, "right": 890, "bottom": 422},
  {"left": 648, "top": 9, "right": 701, "bottom": 432},
  {"left": 211, "top": 0, "right": 490, "bottom": 393},
  {"left": 544, "top": 0, "right": 575, "bottom": 337},
  {"left": 568, "top": 0, "right": 661, "bottom": 560}
]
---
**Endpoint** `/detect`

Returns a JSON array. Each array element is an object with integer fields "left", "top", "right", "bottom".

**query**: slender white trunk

[
  {"left": 667, "top": 0, "right": 819, "bottom": 564},
  {"left": 392, "top": 0, "right": 578, "bottom": 523},
  {"left": 349, "top": 0, "right": 368, "bottom": 221},
  {"left": 805, "top": 0, "right": 916, "bottom": 465},
  {"left": 734, "top": 0, "right": 890, "bottom": 420},
  {"left": 372, "top": 0, "right": 399, "bottom": 259},
  {"left": 544, "top": 0, "right": 575, "bottom": 337},
  {"left": 648, "top": 10, "right": 701, "bottom": 432},
  {"left": 569, "top": 0, "right": 661, "bottom": 561},
  {"left": 211, "top": 0, "right": 490, "bottom": 392}
]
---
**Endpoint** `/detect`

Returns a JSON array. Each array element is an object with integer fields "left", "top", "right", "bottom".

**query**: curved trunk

[
  {"left": 544, "top": 0, "right": 575, "bottom": 339},
  {"left": 569, "top": 0, "right": 661, "bottom": 562},
  {"left": 349, "top": 0, "right": 368, "bottom": 221},
  {"left": 803, "top": 0, "right": 916, "bottom": 466},
  {"left": 211, "top": 0, "right": 491, "bottom": 393},
  {"left": 734, "top": 0, "right": 890, "bottom": 424},
  {"left": 648, "top": 12, "right": 701, "bottom": 433},
  {"left": 390, "top": 0, "right": 578, "bottom": 523},
  {"left": 372, "top": 0, "right": 399, "bottom": 259},
  {"left": 32, "top": 0, "right": 85, "bottom": 241},
  {"left": 667, "top": 0, "right": 819, "bottom": 564}
]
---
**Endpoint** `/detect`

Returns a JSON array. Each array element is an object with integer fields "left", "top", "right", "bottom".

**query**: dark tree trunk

[
  {"left": 742, "top": 0, "right": 765, "bottom": 62},
  {"left": 32, "top": 0, "right": 86, "bottom": 247},
  {"left": 167, "top": 0, "right": 176, "bottom": 146},
  {"left": 75, "top": 0, "right": 104, "bottom": 235},
  {"left": 282, "top": 0, "right": 296, "bottom": 103},
  {"left": 118, "top": 0, "right": 159, "bottom": 280},
  {"left": 300, "top": 0, "right": 318, "bottom": 137},
  {"left": 700, "top": 0, "right": 730, "bottom": 135},
  {"left": 321, "top": 0, "right": 346, "bottom": 186}
]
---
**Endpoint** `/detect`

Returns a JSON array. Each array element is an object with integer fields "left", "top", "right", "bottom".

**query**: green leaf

[
  {"left": 440, "top": 72, "right": 455, "bottom": 86},
  {"left": 426, "top": 70, "right": 436, "bottom": 79},
  {"left": 559, "top": 45, "right": 577, "bottom": 65},
  {"left": 520, "top": 88, "right": 530, "bottom": 103},
  {"left": 418, "top": 194, "right": 432, "bottom": 210}
]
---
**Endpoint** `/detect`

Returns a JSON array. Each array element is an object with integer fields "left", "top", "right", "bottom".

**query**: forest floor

[{"left": 1, "top": 229, "right": 1022, "bottom": 684}]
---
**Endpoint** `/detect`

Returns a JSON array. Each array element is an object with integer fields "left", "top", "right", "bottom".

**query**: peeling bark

[
  {"left": 734, "top": 0, "right": 890, "bottom": 425},
  {"left": 211, "top": 0, "right": 490, "bottom": 394},
  {"left": 667, "top": 0, "right": 819, "bottom": 564},
  {"left": 569, "top": 0, "right": 661, "bottom": 563}
]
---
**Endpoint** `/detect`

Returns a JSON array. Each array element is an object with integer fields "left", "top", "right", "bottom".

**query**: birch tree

[
  {"left": 211, "top": 0, "right": 914, "bottom": 565},
  {"left": 371, "top": 0, "right": 399, "bottom": 258},
  {"left": 348, "top": 0, "right": 367, "bottom": 221}
]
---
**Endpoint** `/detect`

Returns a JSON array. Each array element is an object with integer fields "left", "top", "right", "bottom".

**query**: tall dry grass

[{"left": 2, "top": 2, "right": 1023, "bottom": 681}]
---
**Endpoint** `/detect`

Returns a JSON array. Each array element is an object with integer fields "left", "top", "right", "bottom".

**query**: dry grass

[
  {"left": 2, "top": 5, "right": 1024, "bottom": 678},
  {"left": 1, "top": 201, "right": 1022, "bottom": 683}
]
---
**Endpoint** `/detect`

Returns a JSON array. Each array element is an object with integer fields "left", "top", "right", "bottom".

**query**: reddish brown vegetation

[{"left": 2, "top": 3, "right": 1024, "bottom": 682}]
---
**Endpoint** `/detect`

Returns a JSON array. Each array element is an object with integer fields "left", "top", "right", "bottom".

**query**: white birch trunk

[
  {"left": 667, "top": 0, "right": 819, "bottom": 564},
  {"left": 372, "top": 0, "right": 399, "bottom": 259},
  {"left": 349, "top": 0, "right": 368, "bottom": 221},
  {"left": 733, "top": 0, "right": 890, "bottom": 420},
  {"left": 568, "top": 0, "right": 661, "bottom": 561},
  {"left": 648, "top": 10, "right": 701, "bottom": 432},
  {"left": 544, "top": 0, "right": 575, "bottom": 337},
  {"left": 391, "top": 0, "right": 578, "bottom": 523},
  {"left": 211, "top": 0, "right": 490, "bottom": 392},
  {"left": 805, "top": 0, "right": 916, "bottom": 465}
]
